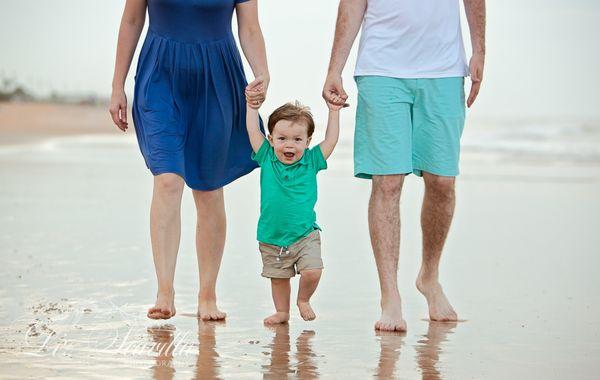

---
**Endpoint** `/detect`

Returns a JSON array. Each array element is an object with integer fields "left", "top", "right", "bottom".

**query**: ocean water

[{"left": 461, "top": 120, "right": 600, "bottom": 162}]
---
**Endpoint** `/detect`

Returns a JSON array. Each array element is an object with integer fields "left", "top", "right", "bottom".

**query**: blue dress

[{"left": 132, "top": 0, "right": 261, "bottom": 190}]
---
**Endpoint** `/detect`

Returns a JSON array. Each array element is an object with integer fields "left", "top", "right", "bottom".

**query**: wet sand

[{"left": 1, "top": 103, "right": 600, "bottom": 379}]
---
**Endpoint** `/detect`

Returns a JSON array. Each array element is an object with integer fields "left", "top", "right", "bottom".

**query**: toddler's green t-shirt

[{"left": 252, "top": 139, "right": 327, "bottom": 247}]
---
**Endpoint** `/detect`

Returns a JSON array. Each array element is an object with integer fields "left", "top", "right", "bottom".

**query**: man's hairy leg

[
  {"left": 370, "top": 175, "right": 407, "bottom": 332},
  {"left": 417, "top": 172, "right": 458, "bottom": 321}
]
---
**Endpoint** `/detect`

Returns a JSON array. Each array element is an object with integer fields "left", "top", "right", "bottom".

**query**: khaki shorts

[{"left": 259, "top": 230, "right": 323, "bottom": 279}]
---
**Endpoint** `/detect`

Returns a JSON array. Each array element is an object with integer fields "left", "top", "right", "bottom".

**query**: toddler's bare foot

[
  {"left": 416, "top": 272, "right": 458, "bottom": 322},
  {"left": 297, "top": 301, "right": 316, "bottom": 321},
  {"left": 263, "top": 311, "right": 289, "bottom": 325},
  {"left": 197, "top": 297, "right": 226, "bottom": 321},
  {"left": 148, "top": 290, "right": 176, "bottom": 320},
  {"left": 375, "top": 295, "right": 407, "bottom": 332}
]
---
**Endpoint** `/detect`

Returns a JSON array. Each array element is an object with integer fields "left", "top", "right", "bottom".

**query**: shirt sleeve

[
  {"left": 308, "top": 145, "right": 328, "bottom": 172},
  {"left": 251, "top": 139, "right": 271, "bottom": 166}
]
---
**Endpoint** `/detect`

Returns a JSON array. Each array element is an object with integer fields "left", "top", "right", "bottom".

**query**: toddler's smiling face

[{"left": 268, "top": 119, "right": 311, "bottom": 164}]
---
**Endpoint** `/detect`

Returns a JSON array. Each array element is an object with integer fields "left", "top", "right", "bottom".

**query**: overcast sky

[{"left": 1, "top": 0, "right": 599, "bottom": 122}]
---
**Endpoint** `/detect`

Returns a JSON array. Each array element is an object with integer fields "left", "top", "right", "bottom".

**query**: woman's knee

[
  {"left": 154, "top": 173, "right": 184, "bottom": 197},
  {"left": 193, "top": 188, "right": 224, "bottom": 205}
]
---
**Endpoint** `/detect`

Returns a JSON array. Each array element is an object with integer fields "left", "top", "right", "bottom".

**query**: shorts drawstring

[{"left": 276, "top": 246, "right": 291, "bottom": 262}]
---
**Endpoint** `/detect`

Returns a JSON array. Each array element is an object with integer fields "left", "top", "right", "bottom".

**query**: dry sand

[
  {"left": 0, "top": 102, "right": 120, "bottom": 145},
  {"left": 0, "top": 102, "right": 599, "bottom": 379}
]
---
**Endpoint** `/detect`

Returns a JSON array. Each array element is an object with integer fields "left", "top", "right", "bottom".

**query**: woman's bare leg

[
  {"left": 193, "top": 188, "right": 227, "bottom": 320},
  {"left": 148, "top": 173, "right": 184, "bottom": 319}
]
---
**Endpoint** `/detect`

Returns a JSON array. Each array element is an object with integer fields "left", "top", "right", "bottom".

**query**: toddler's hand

[
  {"left": 245, "top": 75, "right": 267, "bottom": 109},
  {"left": 246, "top": 88, "right": 263, "bottom": 109},
  {"left": 326, "top": 94, "right": 349, "bottom": 111}
]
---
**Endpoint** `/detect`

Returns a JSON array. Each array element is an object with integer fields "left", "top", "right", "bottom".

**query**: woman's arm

[
  {"left": 109, "top": 0, "right": 147, "bottom": 131},
  {"left": 236, "top": 0, "right": 269, "bottom": 108}
]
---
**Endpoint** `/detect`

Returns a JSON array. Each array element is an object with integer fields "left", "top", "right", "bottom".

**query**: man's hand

[
  {"left": 245, "top": 74, "right": 269, "bottom": 109},
  {"left": 322, "top": 73, "right": 348, "bottom": 108},
  {"left": 467, "top": 53, "right": 485, "bottom": 108},
  {"left": 326, "top": 93, "right": 349, "bottom": 112}
]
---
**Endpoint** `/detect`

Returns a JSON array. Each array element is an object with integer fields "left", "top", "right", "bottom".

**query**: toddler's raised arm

[
  {"left": 319, "top": 106, "right": 343, "bottom": 160},
  {"left": 245, "top": 102, "right": 265, "bottom": 153}
]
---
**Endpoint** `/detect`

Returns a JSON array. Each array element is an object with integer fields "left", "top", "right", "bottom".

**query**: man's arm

[
  {"left": 246, "top": 106, "right": 265, "bottom": 153},
  {"left": 322, "top": 0, "right": 367, "bottom": 107},
  {"left": 463, "top": 0, "right": 486, "bottom": 108}
]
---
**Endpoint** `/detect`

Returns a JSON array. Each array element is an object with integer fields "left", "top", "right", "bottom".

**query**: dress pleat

[{"left": 132, "top": 0, "right": 262, "bottom": 190}]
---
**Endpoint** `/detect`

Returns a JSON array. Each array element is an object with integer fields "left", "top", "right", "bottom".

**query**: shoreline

[{"left": 0, "top": 102, "right": 121, "bottom": 146}]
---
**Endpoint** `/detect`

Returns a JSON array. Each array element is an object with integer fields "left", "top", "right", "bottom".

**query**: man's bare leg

[
  {"left": 264, "top": 278, "right": 291, "bottom": 324},
  {"left": 148, "top": 173, "right": 184, "bottom": 319},
  {"left": 193, "top": 188, "right": 227, "bottom": 321},
  {"left": 370, "top": 175, "right": 407, "bottom": 332},
  {"left": 296, "top": 269, "right": 322, "bottom": 321},
  {"left": 416, "top": 172, "right": 458, "bottom": 321}
]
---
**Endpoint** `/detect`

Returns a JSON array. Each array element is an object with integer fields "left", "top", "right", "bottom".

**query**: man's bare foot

[
  {"left": 375, "top": 296, "right": 407, "bottom": 332},
  {"left": 263, "top": 311, "right": 290, "bottom": 325},
  {"left": 148, "top": 290, "right": 176, "bottom": 320},
  {"left": 416, "top": 273, "right": 458, "bottom": 322},
  {"left": 197, "top": 298, "right": 226, "bottom": 321},
  {"left": 297, "top": 301, "right": 316, "bottom": 321}
]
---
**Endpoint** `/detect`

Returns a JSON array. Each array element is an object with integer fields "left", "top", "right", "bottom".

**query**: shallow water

[{"left": 1, "top": 134, "right": 599, "bottom": 379}]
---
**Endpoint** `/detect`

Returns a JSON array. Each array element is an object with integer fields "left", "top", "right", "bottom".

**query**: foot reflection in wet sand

[
  {"left": 147, "top": 324, "right": 177, "bottom": 380},
  {"left": 194, "top": 319, "right": 224, "bottom": 380},
  {"left": 262, "top": 325, "right": 320, "bottom": 379},
  {"left": 147, "top": 319, "right": 224, "bottom": 380},
  {"left": 262, "top": 324, "right": 292, "bottom": 379},
  {"left": 295, "top": 330, "right": 319, "bottom": 379},
  {"left": 374, "top": 330, "right": 406, "bottom": 379},
  {"left": 415, "top": 321, "right": 457, "bottom": 380}
]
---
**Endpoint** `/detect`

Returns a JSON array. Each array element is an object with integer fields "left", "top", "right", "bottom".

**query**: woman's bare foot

[
  {"left": 197, "top": 297, "right": 226, "bottom": 321},
  {"left": 375, "top": 295, "right": 407, "bottom": 332},
  {"left": 297, "top": 301, "right": 316, "bottom": 321},
  {"left": 148, "top": 290, "right": 176, "bottom": 320},
  {"left": 263, "top": 311, "right": 289, "bottom": 325},
  {"left": 416, "top": 272, "right": 458, "bottom": 322}
]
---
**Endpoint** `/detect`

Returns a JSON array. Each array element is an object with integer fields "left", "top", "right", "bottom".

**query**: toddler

[{"left": 245, "top": 93, "right": 344, "bottom": 324}]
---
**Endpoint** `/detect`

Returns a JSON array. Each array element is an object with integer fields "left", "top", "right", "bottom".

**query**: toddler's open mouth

[{"left": 284, "top": 152, "right": 295, "bottom": 159}]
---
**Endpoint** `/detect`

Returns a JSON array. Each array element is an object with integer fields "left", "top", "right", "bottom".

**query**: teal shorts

[{"left": 354, "top": 76, "right": 466, "bottom": 178}]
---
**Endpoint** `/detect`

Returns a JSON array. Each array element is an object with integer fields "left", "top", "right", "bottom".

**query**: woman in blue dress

[{"left": 109, "top": 0, "right": 268, "bottom": 320}]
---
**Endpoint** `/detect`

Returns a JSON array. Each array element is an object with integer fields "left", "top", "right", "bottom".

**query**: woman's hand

[
  {"left": 109, "top": 89, "right": 128, "bottom": 132},
  {"left": 245, "top": 74, "right": 269, "bottom": 109}
]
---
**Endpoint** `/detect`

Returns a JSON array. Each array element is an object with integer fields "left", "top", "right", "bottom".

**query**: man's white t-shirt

[{"left": 355, "top": 0, "right": 469, "bottom": 78}]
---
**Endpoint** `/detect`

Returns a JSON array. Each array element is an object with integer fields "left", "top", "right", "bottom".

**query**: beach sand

[{"left": 1, "top": 102, "right": 599, "bottom": 379}]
